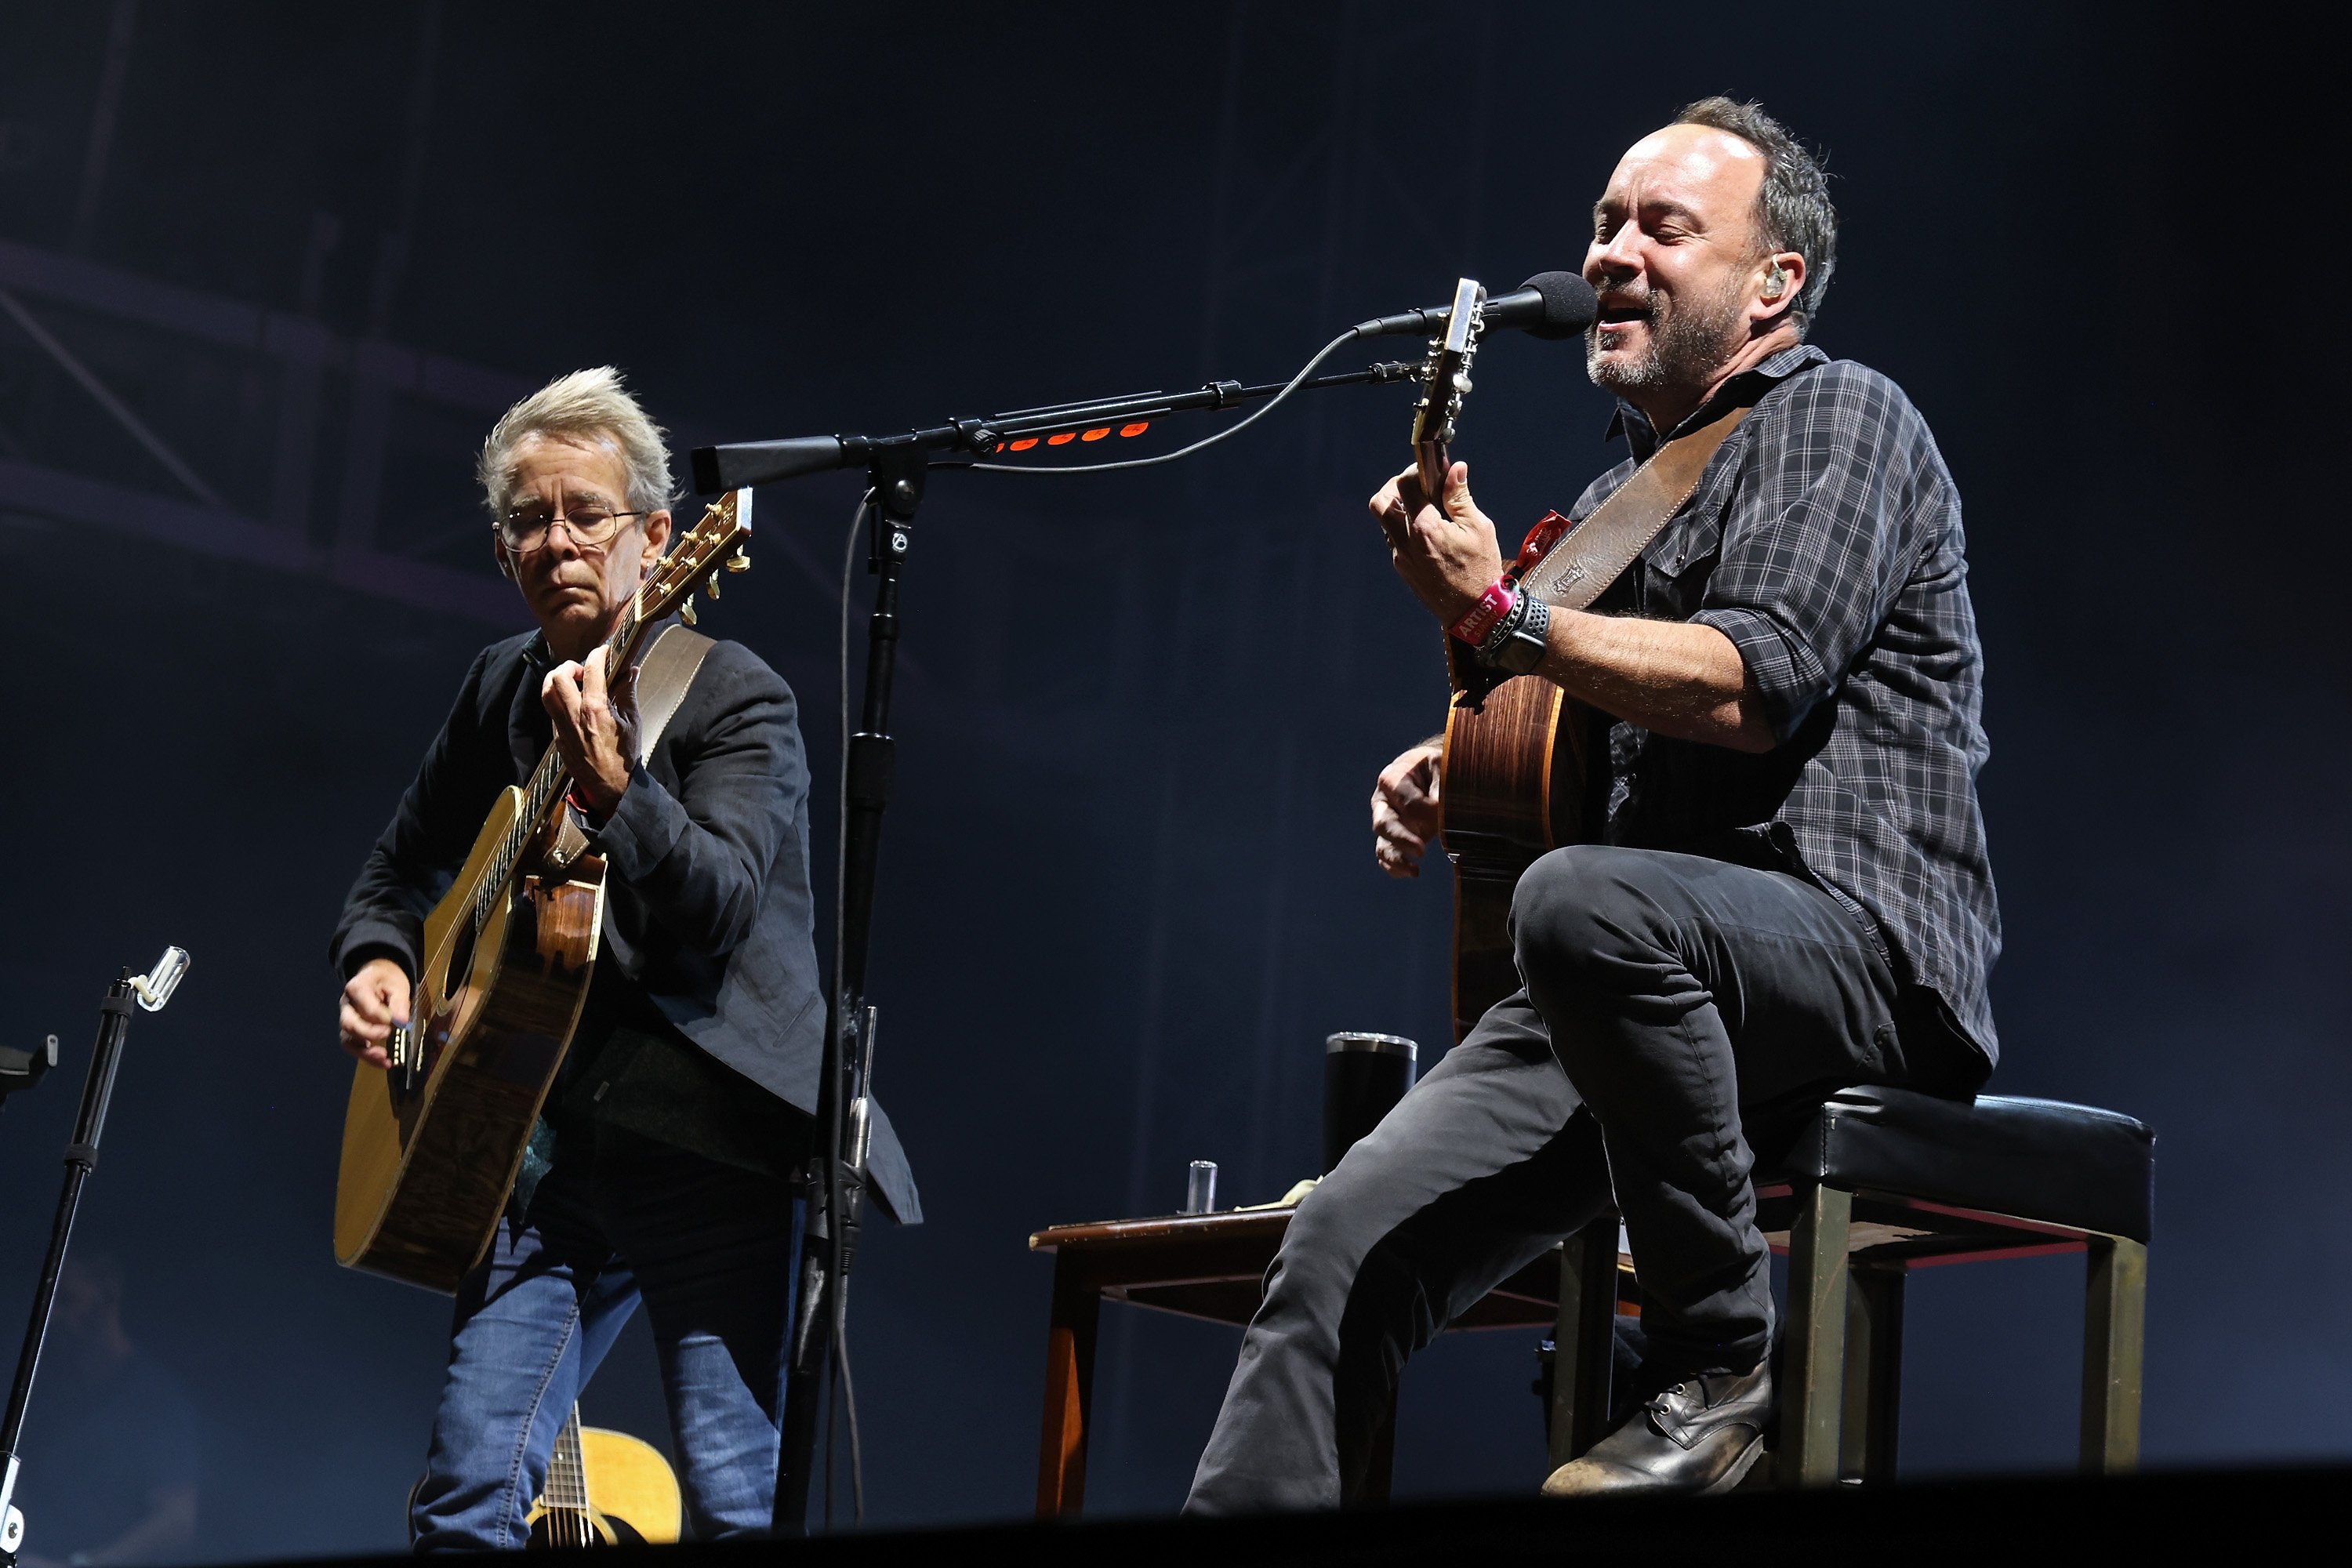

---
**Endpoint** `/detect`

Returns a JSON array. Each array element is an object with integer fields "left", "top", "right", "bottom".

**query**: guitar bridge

[{"left": 388, "top": 1021, "right": 418, "bottom": 1091}]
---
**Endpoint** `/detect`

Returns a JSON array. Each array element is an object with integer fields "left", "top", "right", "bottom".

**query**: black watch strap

[{"left": 1481, "top": 593, "right": 1551, "bottom": 676}]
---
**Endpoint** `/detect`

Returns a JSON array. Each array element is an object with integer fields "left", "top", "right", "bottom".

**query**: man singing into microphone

[{"left": 1187, "top": 98, "right": 1998, "bottom": 1504}]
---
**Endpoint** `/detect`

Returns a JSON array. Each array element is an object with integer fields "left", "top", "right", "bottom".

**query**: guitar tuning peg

[
  {"left": 725, "top": 549, "right": 750, "bottom": 572},
  {"left": 679, "top": 596, "right": 697, "bottom": 626},
  {"left": 706, "top": 569, "right": 720, "bottom": 600}
]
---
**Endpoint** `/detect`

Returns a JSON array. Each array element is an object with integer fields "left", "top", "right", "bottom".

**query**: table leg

[{"left": 1034, "top": 1250, "right": 1102, "bottom": 1518}]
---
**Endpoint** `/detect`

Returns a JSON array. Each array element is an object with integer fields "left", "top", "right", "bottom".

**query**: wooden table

[{"left": 1029, "top": 1208, "right": 1635, "bottom": 1516}]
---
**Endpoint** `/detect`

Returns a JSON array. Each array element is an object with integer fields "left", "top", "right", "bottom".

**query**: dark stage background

[{"left": 0, "top": 2, "right": 2342, "bottom": 1558}]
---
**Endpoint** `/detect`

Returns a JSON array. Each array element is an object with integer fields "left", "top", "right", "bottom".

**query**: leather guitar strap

[
  {"left": 1516, "top": 399, "right": 1754, "bottom": 612},
  {"left": 540, "top": 623, "right": 714, "bottom": 873},
  {"left": 629, "top": 623, "right": 715, "bottom": 765}
]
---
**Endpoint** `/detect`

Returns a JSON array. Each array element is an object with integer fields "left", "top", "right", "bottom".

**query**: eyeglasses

[{"left": 495, "top": 506, "right": 650, "bottom": 553}]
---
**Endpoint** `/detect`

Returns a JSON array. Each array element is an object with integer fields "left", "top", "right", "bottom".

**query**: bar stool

[{"left": 1549, "top": 1086, "right": 2155, "bottom": 1485}]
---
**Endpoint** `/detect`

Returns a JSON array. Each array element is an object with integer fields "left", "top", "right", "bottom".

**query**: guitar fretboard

[
  {"left": 465, "top": 600, "right": 644, "bottom": 944},
  {"left": 546, "top": 1403, "right": 590, "bottom": 1510},
  {"left": 540, "top": 1401, "right": 596, "bottom": 1548}
]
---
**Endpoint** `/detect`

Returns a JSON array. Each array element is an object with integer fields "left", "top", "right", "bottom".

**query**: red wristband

[{"left": 1450, "top": 579, "right": 1519, "bottom": 645}]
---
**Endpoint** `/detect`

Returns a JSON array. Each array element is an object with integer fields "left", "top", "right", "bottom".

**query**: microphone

[
  {"left": 692, "top": 435, "right": 851, "bottom": 493},
  {"left": 1353, "top": 270, "right": 1597, "bottom": 341}
]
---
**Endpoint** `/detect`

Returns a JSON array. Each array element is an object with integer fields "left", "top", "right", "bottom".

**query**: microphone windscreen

[{"left": 1519, "top": 271, "right": 1598, "bottom": 339}]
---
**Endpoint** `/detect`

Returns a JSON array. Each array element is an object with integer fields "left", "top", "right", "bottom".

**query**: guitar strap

[
  {"left": 1515, "top": 399, "right": 1754, "bottom": 612},
  {"left": 629, "top": 623, "right": 716, "bottom": 765},
  {"left": 541, "top": 624, "right": 714, "bottom": 873},
  {"left": 1450, "top": 399, "right": 1752, "bottom": 710}
]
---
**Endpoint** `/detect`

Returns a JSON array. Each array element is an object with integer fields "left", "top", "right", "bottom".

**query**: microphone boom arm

[{"left": 690, "top": 358, "right": 1428, "bottom": 493}]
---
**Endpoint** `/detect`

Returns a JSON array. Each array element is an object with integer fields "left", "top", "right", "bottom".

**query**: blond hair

[{"left": 476, "top": 365, "right": 674, "bottom": 519}]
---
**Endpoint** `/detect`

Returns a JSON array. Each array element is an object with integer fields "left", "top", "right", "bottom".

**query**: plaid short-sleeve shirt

[{"left": 1571, "top": 343, "right": 2000, "bottom": 1065}]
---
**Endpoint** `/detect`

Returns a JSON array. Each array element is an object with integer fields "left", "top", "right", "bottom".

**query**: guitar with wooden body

[
  {"left": 1417, "top": 280, "right": 1752, "bottom": 1038},
  {"left": 1404, "top": 278, "right": 1588, "bottom": 1040},
  {"left": 334, "top": 490, "right": 754, "bottom": 1293},
  {"left": 524, "top": 1403, "right": 682, "bottom": 1548}
]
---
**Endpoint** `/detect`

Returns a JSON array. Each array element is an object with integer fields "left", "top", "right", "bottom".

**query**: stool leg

[
  {"left": 2080, "top": 1236, "right": 2147, "bottom": 1474},
  {"left": 1034, "top": 1251, "right": 1101, "bottom": 1517},
  {"left": 1839, "top": 1263, "right": 1904, "bottom": 1484},
  {"left": 1779, "top": 1183, "right": 1851, "bottom": 1486},
  {"left": 1551, "top": 1215, "right": 1621, "bottom": 1466}
]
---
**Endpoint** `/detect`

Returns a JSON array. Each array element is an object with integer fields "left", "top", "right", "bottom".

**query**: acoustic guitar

[
  {"left": 525, "top": 1403, "right": 682, "bottom": 1548},
  {"left": 1420, "top": 280, "right": 1748, "bottom": 1039},
  {"left": 1403, "top": 278, "right": 1583, "bottom": 1039},
  {"left": 335, "top": 491, "right": 754, "bottom": 1292}
]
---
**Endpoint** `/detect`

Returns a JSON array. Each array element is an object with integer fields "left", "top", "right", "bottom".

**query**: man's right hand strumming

[
  {"left": 1371, "top": 739, "right": 1445, "bottom": 880},
  {"left": 339, "top": 956, "right": 412, "bottom": 1070}
]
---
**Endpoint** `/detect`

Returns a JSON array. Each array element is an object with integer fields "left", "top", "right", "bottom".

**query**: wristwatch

[{"left": 1477, "top": 591, "right": 1551, "bottom": 675}]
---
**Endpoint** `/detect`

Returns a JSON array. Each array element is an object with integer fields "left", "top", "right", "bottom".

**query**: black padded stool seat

[
  {"left": 1776, "top": 1087, "right": 2153, "bottom": 1245},
  {"left": 1546, "top": 1085, "right": 2154, "bottom": 1488}
]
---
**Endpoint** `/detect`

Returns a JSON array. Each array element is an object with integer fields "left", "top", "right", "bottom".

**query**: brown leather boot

[{"left": 1540, "top": 1361, "right": 1772, "bottom": 1498}]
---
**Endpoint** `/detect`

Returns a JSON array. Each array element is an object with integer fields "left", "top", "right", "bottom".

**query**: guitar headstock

[
  {"left": 1410, "top": 277, "right": 1486, "bottom": 496},
  {"left": 597, "top": 489, "right": 753, "bottom": 677},
  {"left": 638, "top": 487, "right": 753, "bottom": 633}
]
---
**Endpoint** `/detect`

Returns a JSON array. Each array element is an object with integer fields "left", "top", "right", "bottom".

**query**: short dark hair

[{"left": 1674, "top": 96, "right": 1838, "bottom": 336}]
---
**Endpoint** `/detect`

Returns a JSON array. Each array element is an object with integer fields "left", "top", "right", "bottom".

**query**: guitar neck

[
  {"left": 1410, "top": 278, "right": 1483, "bottom": 507},
  {"left": 466, "top": 596, "right": 653, "bottom": 942},
  {"left": 1414, "top": 436, "right": 1450, "bottom": 506},
  {"left": 549, "top": 1403, "right": 590, "bottom": 1512}
]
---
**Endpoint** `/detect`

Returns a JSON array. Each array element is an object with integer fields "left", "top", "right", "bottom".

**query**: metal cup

[{"left": 1323, "top": 1032, "right": 1417, "bottom": 1174}]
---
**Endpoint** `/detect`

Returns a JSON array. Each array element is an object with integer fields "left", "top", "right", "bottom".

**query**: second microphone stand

[
  {"left": 771, "top": 448, "right": 925, "bottom": 1535},
  {"left": 738, "top": 332, "right": 1454, "bottom": 1534}
]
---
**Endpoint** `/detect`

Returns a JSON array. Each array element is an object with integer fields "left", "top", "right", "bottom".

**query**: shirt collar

[{"left": 1602, "top": 342, "right": 1827, "bottom": 459}]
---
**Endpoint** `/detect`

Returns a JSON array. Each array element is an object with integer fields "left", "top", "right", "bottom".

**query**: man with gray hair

[
  {"left": 332, "top": 368, "right": 911, "bottom": 1544},
  {"left": 1187, "top": 100, "right": 1998, "bottom": 1504}
]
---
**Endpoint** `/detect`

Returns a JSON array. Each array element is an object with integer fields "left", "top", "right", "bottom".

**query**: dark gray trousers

[{"left": 1185, "top": 844, "right": 1963, "bottom": 1513}]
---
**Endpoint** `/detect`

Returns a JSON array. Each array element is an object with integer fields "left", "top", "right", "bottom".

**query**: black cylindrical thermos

[{"left": 1323, "top": 1033, "right": 1417, "bottom": 1174}]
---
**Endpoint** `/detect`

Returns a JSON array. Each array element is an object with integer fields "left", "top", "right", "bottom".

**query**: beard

[{"left": 1584, "top": 271, "right": 1751, "bottom": 397}]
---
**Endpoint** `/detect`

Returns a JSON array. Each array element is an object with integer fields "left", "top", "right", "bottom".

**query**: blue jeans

[{"left": 409, "top": 1131, "right": 801, "bottom": 1549}]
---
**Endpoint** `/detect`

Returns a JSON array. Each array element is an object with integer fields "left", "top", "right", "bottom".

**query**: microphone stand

[
  {"left": 753, "top": 348, "right": 1432, "bottom": 1536},
  {"left": 771, "top": 447, "right": 920, "bottom": 1537},
  {"left": 0, "top": 949, "right": 190, "bottom": 1568}
]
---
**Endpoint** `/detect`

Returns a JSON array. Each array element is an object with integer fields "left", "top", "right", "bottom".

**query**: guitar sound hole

[{"left": 445, "top": 918, "right": 479, "bottom": 993}]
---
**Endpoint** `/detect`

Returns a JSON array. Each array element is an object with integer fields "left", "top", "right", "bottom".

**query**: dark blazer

[{"left": 331, "top": 626, "right": 920, "bottom": 1221}]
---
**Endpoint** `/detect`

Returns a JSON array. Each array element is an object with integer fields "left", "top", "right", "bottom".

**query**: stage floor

[{"left": 239, "top": 1466, "right": 2342, "bottom": 1564}]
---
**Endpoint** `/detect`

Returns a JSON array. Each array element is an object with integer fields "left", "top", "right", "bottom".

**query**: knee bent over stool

[{"left": 1552, "top": 1086, "right": 2155, "bottom": 1486}]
